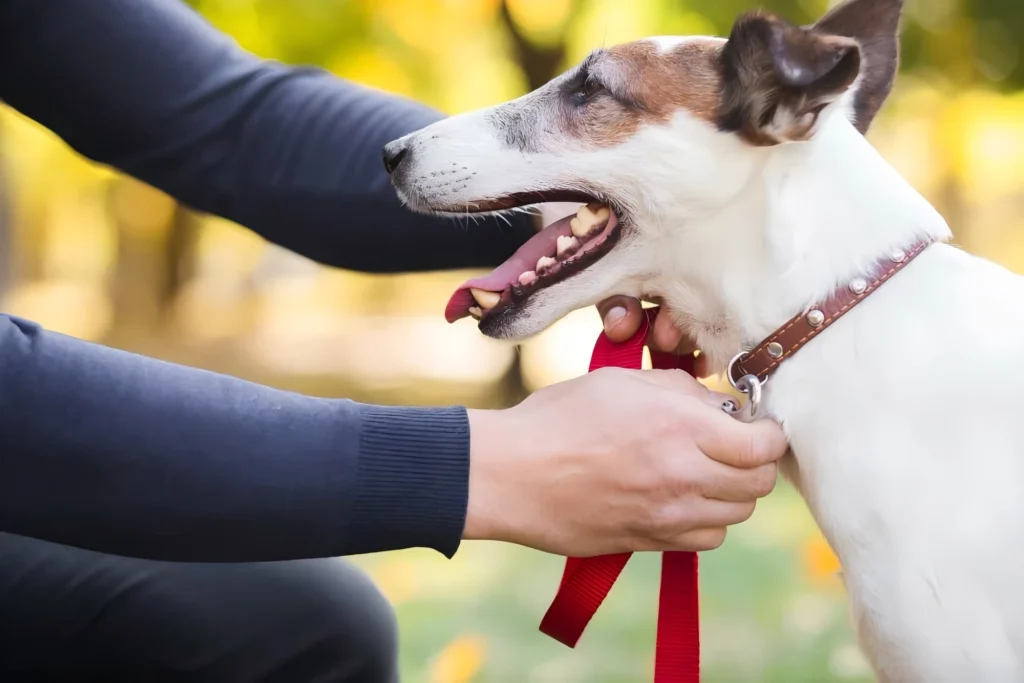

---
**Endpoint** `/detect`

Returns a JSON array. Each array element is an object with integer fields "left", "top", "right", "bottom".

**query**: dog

[{"left": 383, "top": 0, "right": 1024, "bottom": 680}]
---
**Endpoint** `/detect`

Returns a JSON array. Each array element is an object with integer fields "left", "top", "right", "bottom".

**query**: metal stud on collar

[
  {"left": 806, "top": 309, "right": 825, "bottom": 328},
  {"left": 849, "top": 278, "right": 868, "bottom": 295}
]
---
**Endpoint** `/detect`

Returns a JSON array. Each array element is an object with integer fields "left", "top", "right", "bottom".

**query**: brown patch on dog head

[
  {"left": 717, "top": 11, "right": 861, "bottom": 146},
  {"left": 557, "top": 38, "right": 725, "bottom": 148},
  {"left": 611, "top": 39, "right": 725, "bottom": 123}
]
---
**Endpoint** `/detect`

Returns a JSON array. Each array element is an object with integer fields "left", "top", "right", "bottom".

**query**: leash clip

[{"left": 726, "top": 352, "right": 764, "bottom": 422}]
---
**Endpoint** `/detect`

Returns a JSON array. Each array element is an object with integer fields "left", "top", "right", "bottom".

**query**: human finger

[
  {"left": 597, "top": 295, "right": 646, "bottom": 343},
  {"left": 697, "top": 460, "right": 779, "bottom": 502},
  {"left": 691, "top": 409, "right": 789, "bottom": 469}
]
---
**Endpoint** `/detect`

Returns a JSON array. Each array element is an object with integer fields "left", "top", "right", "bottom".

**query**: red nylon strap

[{"left": 539, "top": 308, "right": 701, "bottom": 682}]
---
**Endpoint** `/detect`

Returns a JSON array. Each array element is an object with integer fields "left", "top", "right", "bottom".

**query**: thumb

[
  {"left": 597, "top": 296, "right": 646, "bottom": 343},
  {"left": 693, "top": 409, "right": 789, "bottom": 469}
]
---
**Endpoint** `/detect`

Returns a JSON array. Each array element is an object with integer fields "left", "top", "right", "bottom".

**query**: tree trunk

[{"left": 496, "top": 0, "right": 587, "bottom": 402}]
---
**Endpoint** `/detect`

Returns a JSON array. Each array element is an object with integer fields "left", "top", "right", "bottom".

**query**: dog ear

[
  {"left": 717, "top": 11, "right": 862, "bottom": 145},
  {"left": 812, "top": 0, "right": 903, "bottom": 134}
]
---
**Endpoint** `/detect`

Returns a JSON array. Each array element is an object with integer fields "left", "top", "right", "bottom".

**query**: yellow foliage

[
  {"left": 192, "top": 0, "right": 277, "bottom": 58},
  {"left": 172, "top": 277, "right": 255, "bottom": 343},
  {"left": 438, "top": 52, "right": 529, "bottom": 114},
  {"left": 566, "top": 0, "right": 661, "bottom": 61},
  {"left": 192, "top": 216, "right": 273, "bottom": 279},
  {"left": 370, "top": 558, "right": 424, "bottom": 606},
  {"left": 329, "top": 47, "right": 418, "bottom": 99},
  {"left": 506, "top": 0, "right": 574, "bottom": 42},
  {"left": 430, "top": 634, "right": 488, "bottom": 683},
  {"left": 3, "top": 281, "right": 113, "bottom": 342},
  {"left": 803, "top": 533, "right": 842, "bottom": 586},
  {"left": 109, "top": 178, "right": 177, "bottom": 240},
  {"left": 42, "top": 191, "right": 116, "bottom": 281},
  {"left": 377, "top": 0, "right": 500, "bottom": 57},
  {"left": 940, "top": 90, "right": 1024, "bottom": 204}
]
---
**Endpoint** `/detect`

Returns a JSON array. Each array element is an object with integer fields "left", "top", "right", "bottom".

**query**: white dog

[{"left": 384, "top": 0, "right": 1024, "bottom": 680}]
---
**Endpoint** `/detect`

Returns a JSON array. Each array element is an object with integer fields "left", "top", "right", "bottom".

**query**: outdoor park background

[{"left": 1, "top": 0, "right": 1022, "bottom": 681}]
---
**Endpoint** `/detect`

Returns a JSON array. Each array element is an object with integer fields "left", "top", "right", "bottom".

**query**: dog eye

[{"left": 572, "top": 75, "right": 605, "bottom": 105}]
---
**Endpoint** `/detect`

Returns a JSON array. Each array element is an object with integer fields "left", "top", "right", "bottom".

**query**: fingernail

[{"left": 604, "top": 306, "right": 627, "bottom": 329}]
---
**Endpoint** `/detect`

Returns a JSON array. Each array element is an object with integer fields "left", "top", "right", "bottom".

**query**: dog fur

[{"left": 386, "top": 0, "right": 1024, "bottom": 679}]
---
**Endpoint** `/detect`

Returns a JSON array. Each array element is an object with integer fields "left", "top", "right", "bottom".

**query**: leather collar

[{"left": 729, "top": 240, "right": 933, "bottom": 386}]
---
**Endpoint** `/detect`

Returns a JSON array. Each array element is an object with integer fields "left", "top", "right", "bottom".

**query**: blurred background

[{"left": 2, "top": 0, "right": 1023, "bottom": 680}]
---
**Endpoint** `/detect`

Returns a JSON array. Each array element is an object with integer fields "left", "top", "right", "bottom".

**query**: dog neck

[{"left": 650, "top": 111, "right": 952, "bottom": 371}]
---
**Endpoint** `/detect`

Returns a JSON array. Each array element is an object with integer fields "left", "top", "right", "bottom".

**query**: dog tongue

[{"left": 445, "top": 213, "right": 575, "bottom": 322}]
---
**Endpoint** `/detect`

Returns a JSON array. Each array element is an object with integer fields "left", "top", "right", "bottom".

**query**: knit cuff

[{"left": 350, "top": 404, "right": 470, "bottom": 558}]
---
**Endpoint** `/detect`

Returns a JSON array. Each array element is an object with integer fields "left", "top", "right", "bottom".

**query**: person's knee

[
  {"left": 310, "top": 563, "right": 398, "bottom": 681},
  {"left": 71, "top": 556, "right": 399, "bottom": 683},
  {"left": 181, "top": 558, "right": 399, "bottom": 683},
  {"left": 265, "top": 559, "right": 399, "bottom": 683}
]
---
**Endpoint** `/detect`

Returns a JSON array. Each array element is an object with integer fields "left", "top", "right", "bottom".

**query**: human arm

[
  {"left": 0, "top": 314, "right": 470, "bottom": 561},
  {"left": 0, "top": 0, "right": 535, "bottom": 274},
  {"left": 0, "top": 313, "right": 785, "bottom": 562}
]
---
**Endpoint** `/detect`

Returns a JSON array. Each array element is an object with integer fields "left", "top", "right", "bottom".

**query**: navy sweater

[{"left": 0, "top": 0, "right": 535, "bottom": 562}]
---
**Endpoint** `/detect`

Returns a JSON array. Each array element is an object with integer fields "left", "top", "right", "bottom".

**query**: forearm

[
  {"left": 0, "top": 314, "right": 469, "bottom": 562},
  {"left": 178, "top": 71, "right": 537, "bottom": 273},
  {"left": 0, "top": 0, "right": 534, "bottom": 273}
]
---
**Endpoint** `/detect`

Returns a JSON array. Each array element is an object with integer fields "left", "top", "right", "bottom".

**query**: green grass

[{"left": 353, "top": 483, "right": 874, "bottom": 683}]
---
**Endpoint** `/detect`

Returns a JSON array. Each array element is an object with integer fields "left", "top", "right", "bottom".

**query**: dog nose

[{"left": 382, "top": 141, "right": 409, "bottom": 175}]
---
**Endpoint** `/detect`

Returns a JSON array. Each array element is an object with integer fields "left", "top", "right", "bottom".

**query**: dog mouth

[{"left": 444, "top": 194, "right": 623, "bottom": 325}]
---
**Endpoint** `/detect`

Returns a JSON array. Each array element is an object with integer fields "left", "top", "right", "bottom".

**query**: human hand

[
  {"left": 597, "top": 295, "right": 711, "bottom": 377},
  {"left": 463, "top": 367, "right": 787, "bottom": 557}
]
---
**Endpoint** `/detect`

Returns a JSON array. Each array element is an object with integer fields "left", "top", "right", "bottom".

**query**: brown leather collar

[{"left": 729, "top": 240, "right": 933, "bottom": 386}]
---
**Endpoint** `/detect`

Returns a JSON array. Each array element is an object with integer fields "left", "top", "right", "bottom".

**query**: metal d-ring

[
  {"left": 734, "top": 374, "right": 763, "bottom": 420},
  {"left": 725, "top": 351, "right": 765, "bottom": 421}
]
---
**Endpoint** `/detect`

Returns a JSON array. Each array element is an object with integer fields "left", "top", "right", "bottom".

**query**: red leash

[{"left": 539, "top": 307, "right": 701, "bottom": 682}]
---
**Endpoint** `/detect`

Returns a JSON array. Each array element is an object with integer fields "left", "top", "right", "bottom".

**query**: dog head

[{"left": 384, "top": 0, "right": 904, "bottom": 346}]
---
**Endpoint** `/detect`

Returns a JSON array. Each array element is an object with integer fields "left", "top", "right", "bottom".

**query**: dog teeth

[
  {"left": 570, "top": 217, "right": 588, "bottom": 238},
  {"left": 518, "top": 271, "right": 538, "bottom": 286},
  {"left": 571, "top": 202, "right": 610, "bottom": 238},
  {"left": 468, "top": 306, "right": 483, "bottom": 319},
  {"left": 556, "top": 235, "right": 581, "bottom": 258},
  {"left": 469, "top": 288, "right": 500, "bottom": 309},
  {"left": 536, "top": 256, "right": 557, "bottom": 274}
]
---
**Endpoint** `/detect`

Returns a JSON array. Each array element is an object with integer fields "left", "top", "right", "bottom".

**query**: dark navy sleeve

[
  {"left": 0, "top": 0, "right": 535, "bottom": 273},
  {"left": 0, "top": 314, "right": 469, "bottom": 562}
]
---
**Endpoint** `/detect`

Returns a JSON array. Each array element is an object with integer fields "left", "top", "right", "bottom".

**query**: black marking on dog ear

[
  {"left": 812, "top": 0, "right": 903, "bottom": 134},
  {"left": 769, "top": 21, "right": 859, "bottom": 90},
  {"left": 717, "top": 11, "right": 861, "bottom": 146}
]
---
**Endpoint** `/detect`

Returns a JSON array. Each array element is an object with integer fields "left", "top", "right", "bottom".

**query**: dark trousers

[{"left": 0, "top": 534, "right": 399, "bottom": 682}]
